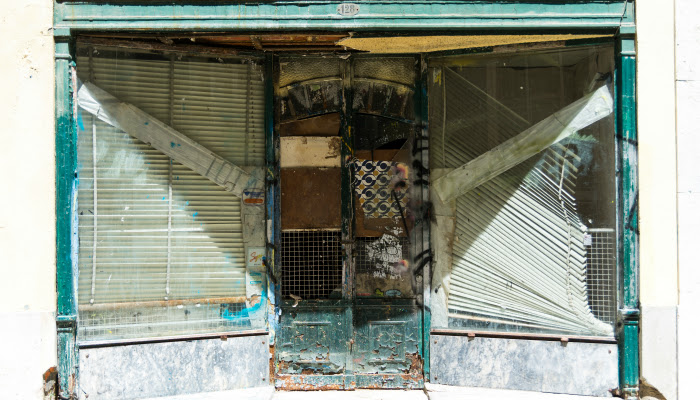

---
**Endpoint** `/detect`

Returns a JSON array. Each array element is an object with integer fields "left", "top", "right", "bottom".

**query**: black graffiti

[{"left": 388, "top": 135, "right": 435, "bottom": 306}]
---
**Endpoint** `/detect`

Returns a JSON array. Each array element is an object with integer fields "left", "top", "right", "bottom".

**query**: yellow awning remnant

[{"left": 337, "top": 35, "right": 611, "bottom": 54}]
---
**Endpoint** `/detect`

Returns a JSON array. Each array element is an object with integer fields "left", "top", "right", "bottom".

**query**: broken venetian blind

[
  {"left": 429, "top": 45, "right": 617, "bottom": 336},
  {"left": 75, "top": 46, "right": 265, "bottom": 341}
]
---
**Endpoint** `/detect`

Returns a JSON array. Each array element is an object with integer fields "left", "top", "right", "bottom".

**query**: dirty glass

[
  {"left": 353, "top": 57, "right": 415, "bottom": 121},
  {"left": 75, "top": 46, "right": 267, "bottom": 342},
  {"left": 352, "top": 57, "right": 420, "bottom": 299},
  {"left": 277, "top": 57, "right": 342, "bottom": 122},
  {"left": 428, "top": 45, "right": 617, "bottom": 336}
]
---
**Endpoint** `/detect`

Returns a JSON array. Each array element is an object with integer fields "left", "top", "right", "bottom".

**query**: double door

[{"left": 274, "top": 55, "right": 429, "bottom": 389}]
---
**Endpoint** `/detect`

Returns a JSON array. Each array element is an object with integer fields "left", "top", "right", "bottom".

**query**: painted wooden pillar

[
  {"left": 55, "top": 29, "right": 79, "bottom": 400},
  {"left": 616, "top": 29, "right": 640, "bottom": 400}
]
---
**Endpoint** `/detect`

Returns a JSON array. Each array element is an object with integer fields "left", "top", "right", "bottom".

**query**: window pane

[
  {"left": 76, "top": 46, "right": 266, "bottom": 342},
  {"left": 429, "top": 45, "right": 617, "bottom": 336}
]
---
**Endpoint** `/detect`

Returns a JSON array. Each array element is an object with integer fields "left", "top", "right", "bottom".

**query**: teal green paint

[
  {"left": 277, "top": 299, "right": 423, "bottom": 388},
  {"left": 615, "top": 34, "right": 639, "bottom": 399},
  {"left": 55, "top": 1, "right": 628, "bottom": 31},
  {"left": 277, "top": 301, "right": 351, "bottom": 373},
  {"left": 55, "top": 34, "right": 79, "bottom": 400},
  {"left": 353, "top": 299, "right": 423, "bottom": 387}
]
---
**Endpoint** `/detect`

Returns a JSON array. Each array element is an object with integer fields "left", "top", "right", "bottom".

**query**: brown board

[{"left": 281, "top": 167, "right": 341, "bottom": 229}]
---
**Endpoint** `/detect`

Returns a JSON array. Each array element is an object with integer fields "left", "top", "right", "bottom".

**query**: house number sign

[{"left": 337, "top": 3, "right": 360, "bottom": 16}]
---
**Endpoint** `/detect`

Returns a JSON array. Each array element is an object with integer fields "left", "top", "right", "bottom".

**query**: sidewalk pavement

[{"left": 144, "top": 384, "right": 613, "bottom": 400}]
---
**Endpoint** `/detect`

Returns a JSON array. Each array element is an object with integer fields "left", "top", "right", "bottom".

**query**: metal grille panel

[
  {"left": 281, "top": 230, "right": 343, "bottom": 300},
  {"left": 79, "top": 303, "right": 250, "bottom": 342},
  {"left": 586, "top": 228, "right": 617, "bottom": 325}
]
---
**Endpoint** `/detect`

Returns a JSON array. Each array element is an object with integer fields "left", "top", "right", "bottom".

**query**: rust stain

[
  {"left": 276, "top": 374, "right": 344, "bottom": 391},
  {"left": 408, "top": 352, "right": 423, "bottom": 375}
]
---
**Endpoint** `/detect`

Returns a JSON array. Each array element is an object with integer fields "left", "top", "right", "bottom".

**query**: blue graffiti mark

[
  {"left": 162, "top": 196, "right": 166, "bottom": 200},
  {"left": 221, "top": 286, "right": 267, "bottom": 321},
  {"left": 221, "top": 255, "right": 274, "bottom": 322},
  {"left": 193, "top": 212, "right": 198, "bottom": 217},
  {"left": 77, "top": 112, "right": 85, "bottom": 131},
  {"left": 144, "top": 122, "right": 149, "bottom": 125},
  {"left": 170, "top": 142, "right": 175, "bottom": 148}
]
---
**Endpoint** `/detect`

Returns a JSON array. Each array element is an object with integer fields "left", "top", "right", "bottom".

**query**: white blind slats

[
  {"left": 432, "top": 65, "right": 613, "bottom": 336},
  {"left": 76, "top": 51, "right": 263, "bottom": 315}
]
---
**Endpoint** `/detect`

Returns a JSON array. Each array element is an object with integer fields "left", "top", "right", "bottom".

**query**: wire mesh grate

[
  {"left": 586, "top": 228, "right": 617, "bottom": 325},
  {"left": 281, "top": 230, "right": 343, "bottom": 300}
]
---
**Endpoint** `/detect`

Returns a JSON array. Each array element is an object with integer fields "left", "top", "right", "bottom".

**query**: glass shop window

[
  {"left": 75, "top": 45, "right": 266, "bottom": 342},
  {"left": 428, "top": 45, "right": 617, "bottom": 337}
]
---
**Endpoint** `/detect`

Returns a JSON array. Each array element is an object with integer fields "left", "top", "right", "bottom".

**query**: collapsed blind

[{"left": 429, "top": 46, "right": 617, "bottom": 336}]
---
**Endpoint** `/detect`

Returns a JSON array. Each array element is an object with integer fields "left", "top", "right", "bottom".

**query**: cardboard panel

[
  {"left": 279, "top": 112, "right": 341, "bottom": 137},
  {"left": 280, "top": 136, "right": 341, "bottom": 168}
]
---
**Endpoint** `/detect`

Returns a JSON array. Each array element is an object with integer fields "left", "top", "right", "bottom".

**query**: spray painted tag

[
  {"left": 246, "top": 247, "right": 265, "bottom": 267},
  {"left": 337, "top": 3, "right": 360, "bottom": 16}
]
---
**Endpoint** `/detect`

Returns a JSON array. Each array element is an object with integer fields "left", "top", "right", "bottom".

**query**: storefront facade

[{"left": 51, "top": 1, "right": 640, "bottom": 399}]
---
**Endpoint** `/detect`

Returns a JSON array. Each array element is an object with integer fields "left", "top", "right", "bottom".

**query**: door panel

[
  {"left": 353, "top": 299, "right": 423, "bottom": 388},
  {"left": 277, "top": 300, "right": 351, "bottom": 388}
]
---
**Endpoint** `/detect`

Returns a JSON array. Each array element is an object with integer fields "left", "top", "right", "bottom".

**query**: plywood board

[{"left": 281, "top": 168, "right": 341, "bottom": 229}]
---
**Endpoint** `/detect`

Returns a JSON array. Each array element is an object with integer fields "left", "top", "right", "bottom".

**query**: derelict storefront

[{"left": 53, "top": 2, "right": 639, "bottom": 399}]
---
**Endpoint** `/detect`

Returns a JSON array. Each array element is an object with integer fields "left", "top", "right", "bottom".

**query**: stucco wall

[
  {"left": 675, "top": 1, "right": 700, "bottom": 399},
  {"left": 637, "top": 0, "right": 680, "bottom": 399},
  {"left": 0, "top": 0, "right": 57, "bottom": 399},
  {"left": 0, "top": 0, "right": 691, "bottom": 398}
]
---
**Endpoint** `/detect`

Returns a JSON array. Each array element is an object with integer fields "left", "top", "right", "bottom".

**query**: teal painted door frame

[{"left": 54, "top": 1, "right": 639, "bottom": 398}]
